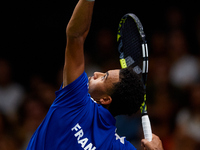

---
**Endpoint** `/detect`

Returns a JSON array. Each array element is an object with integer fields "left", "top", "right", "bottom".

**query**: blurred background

[{"left": 1, "top": 0, "right": 200, "bottom": 149}]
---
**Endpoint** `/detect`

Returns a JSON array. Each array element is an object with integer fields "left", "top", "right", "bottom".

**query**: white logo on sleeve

[{"left": 115, "top": 129, "right": 125, "bottom": 144}]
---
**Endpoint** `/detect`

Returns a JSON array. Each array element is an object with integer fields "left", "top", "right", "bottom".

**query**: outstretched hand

[{"left": 141, "top": 134, "right": 164, "bottom": 150}]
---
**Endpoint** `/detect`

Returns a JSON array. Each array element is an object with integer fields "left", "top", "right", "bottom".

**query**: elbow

[{"left": 66, "top": 25, "right": 80, "bottom": 38}]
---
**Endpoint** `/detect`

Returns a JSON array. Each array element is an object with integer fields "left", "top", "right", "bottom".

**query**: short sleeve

[{"left": 53, "top": 72, "right": 89, "bottom": 107}]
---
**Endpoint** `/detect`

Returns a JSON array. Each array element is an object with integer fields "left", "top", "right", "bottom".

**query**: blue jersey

[{"left": 27, "top": 72, "right": 136, "bottom": 150}]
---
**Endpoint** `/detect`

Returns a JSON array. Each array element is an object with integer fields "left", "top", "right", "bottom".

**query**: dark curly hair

[{"left": 108, "top": 67, "right": 144, "bottom": 117}]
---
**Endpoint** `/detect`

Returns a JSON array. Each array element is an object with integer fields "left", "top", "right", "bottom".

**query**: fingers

[
  {"left": 141, "top": 138, "right": 148, "bottom": 147},
  {"left": 141, "top": 138, "right": 150, "bottom": 150},
  {"left": 141, "top": 134, "right": 155, "bottom": 147},
  {"left": 141, "top": 134, "right": 164, "bottom": 150}
]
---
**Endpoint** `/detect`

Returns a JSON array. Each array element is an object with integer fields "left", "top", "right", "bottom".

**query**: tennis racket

[{"left": 117, "top": 13, "right": 152, "bottom": 141}]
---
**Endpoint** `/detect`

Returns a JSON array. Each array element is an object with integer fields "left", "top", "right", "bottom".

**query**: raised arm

[{"left": 63, "top": 0, "right": 95, "bottom": 87}]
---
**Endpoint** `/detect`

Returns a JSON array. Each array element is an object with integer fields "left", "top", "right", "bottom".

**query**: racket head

[{"left": 117, "top": 13, "right": 148, "bottom": 114}]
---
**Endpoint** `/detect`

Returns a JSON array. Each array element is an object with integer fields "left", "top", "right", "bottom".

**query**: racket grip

[{"left": 142, "top": 115, "right": 152, "bottom": 141}]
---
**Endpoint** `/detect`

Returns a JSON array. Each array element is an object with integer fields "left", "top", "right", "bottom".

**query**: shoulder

[
  {"left": 56, "top": 72, "right": 88, "bottom": 95},
  {"left": 54, "top": 71, "right": 89, "bottom": 106}
]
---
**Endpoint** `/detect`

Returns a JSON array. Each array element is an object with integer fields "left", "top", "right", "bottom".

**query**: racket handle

[{"left": 142, "top": 115, "right": 152, "bottom": 141}]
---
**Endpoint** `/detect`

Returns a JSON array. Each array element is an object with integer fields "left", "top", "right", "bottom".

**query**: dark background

[{"left": 1, "top": 0, "right": 199, "bottom": 86}]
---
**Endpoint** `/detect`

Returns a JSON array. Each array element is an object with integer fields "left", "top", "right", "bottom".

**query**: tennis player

[{"left": 27, "top": 0, "right": 164, "bottom": 149}]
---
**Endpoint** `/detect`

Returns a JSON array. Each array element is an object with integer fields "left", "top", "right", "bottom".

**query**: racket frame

[{"left": 117, "top": 13, "right": 152, "bottom": 141}]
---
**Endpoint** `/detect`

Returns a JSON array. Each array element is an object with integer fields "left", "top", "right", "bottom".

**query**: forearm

[{"left": 66, "top": 0, "right": 95, "bottom": 39}]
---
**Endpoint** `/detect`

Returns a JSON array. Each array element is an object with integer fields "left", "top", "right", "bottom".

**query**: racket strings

[{"left": 122, "top": 17, "right": 143, "bottom": 69}]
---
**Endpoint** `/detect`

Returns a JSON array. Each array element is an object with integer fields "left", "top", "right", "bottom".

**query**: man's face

[{"left": 88, "top": 69, "right": 120, "bottom": 102}]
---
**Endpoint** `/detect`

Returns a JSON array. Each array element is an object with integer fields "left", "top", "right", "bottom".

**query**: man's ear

[{"left": 99, "top": 96, "right": 112, "bottom": 105}]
